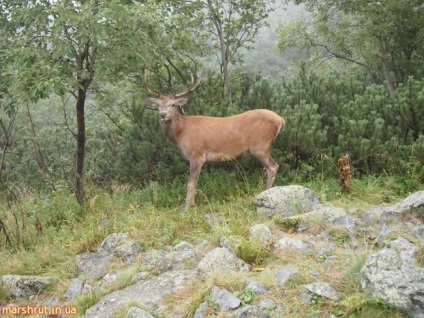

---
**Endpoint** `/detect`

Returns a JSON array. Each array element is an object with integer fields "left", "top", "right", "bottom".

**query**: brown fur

[{"left": 147, "top": 95, "right": 285, "bottom": 211}]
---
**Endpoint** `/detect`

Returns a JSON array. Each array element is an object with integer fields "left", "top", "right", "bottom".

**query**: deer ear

[
  {"left": 145, "top": 98, "right": 161, "bottom": 107},
  {"left": 175, "top": 97, "right": 188, "bottom": 106}
]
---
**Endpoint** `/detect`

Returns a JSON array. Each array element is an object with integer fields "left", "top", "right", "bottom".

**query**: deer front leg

[{"left": 183, "top": 157, "right": 205, "bottom": 212}]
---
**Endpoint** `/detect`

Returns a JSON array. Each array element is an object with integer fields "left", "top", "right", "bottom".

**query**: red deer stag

[{"left": 144, "top": 71, "right": 286, "bottom": 211}]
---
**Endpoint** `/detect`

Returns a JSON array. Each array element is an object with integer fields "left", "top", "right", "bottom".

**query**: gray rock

[
  {"left": 174, "top": 241, "right": 194, "bottom": 251},
  {"left": 113, "top": 240, "right": 142, "bottom": 264},
  {"left": 130, "top": 272, "right": 150, "bottom": 285},
  {"left": 249, "top": 224, "right": 272, "bottom": 248},
  {"left": 245, "top": 280, "right": 268, "bottom": 295},
  {"left": 210, "top": 286, "right": 241, "bottom": 312},
  {"left": 304, "top": 282, "right": 341, "bottom": 301},
  {"left": 126, "top": 307, "right": 155, "bottom": 318},
  {"left": 363, "top": 191, "right": 424, "bottom": 227},
  {"left": 102, "top": 273, "right": 117, "bottom": 282},
  {"left": 254, "top": 185, "right": 323, "bottom": 217},
  {"left": 362, "top": 205, "right": 395, "bottom": 226},
  {"left": 85, "top": 270, "right": 197, "bottom": 318},
  {"left": 299, "top": 292, "right": 312, "bottom": 303},
  {"left": 361, "top": 248, "right": 424, "bottom": 317},
  {"left": 389, "top": 237, "right": 418, "bottom": 262},
  {"left": 376, "top": 224, "right": 404, "bottom": 246},
  {"left": 194, "top": 301, "right": 208, "bottom": 318},
  {"left": 230, "top": 305, "right": 270, "bottom": 318},
  {"left": 296, "top": 206, "right": 353, "bottom": 232},
  {"left": 64, "top": 278, "right": 83, "bottom": 300},
  {"left": 220, "top": 237, "right": 231, "bottom": 249},
  {"left": 197, "top": 248, "right": 250, "bottom": 276},
  {"left": 275, "top": 237, "right": 312, "bottom": 254},
  {"left": 258, "top": 298, "right": 277, "bottom": 310},
  {"left": 143, "top": 247, "right": 198, "bottom": 274},
  {"left": 416, "top": 226, "right": 424, "bottom": 243},
  {"left": 394, "top": 191, "right": 424, "bottom": 213},
  {"left": 276, "top": 265, "right": 299, "bottom": 286},
  {"left": 1, "top": 275, "right": 56, "bottom": 298},
  {"left": 75, "top": 252, "right": 113, "bottom": 280},
  {"left": 98, "top": 232, "right": 129, "bottom": 253}
]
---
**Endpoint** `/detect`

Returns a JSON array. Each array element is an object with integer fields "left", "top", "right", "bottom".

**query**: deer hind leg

[
  {"left": 253, "top": 152, "right": 279, "bottom": 189},
  {"left": 183, "top": 157, "right": 205, "bottom": 212}
]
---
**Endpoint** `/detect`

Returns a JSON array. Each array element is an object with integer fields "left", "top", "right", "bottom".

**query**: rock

[
  {"left": 299, "top": 292, "right": 312, "bottom": 303},
  {"left": 85, "top": 270, "right": 197, "bottom": 318},
  {"left": 220, "top": 237, "right": 232, "bottom": 249},
  {"left": 254, "top": 185, "right": 324, "bottom": 217},
  {"left": 113, "top": 240, "right": 142, "bottom": 264},
  {"left": 362, "top": 191, "right": 424, "bottom": 227},
  {"left": 361, "top": 248, "right": 424, "bottom": 317},
  {"left": 416, "top": 226, "right": 424, "bottom": 243},
  {"left": 75, "top": 252, "right": 113, "bottom": 280},
  {"left": 275, "top": 237, "right": 312, "bottom": 254},
  {"left": 304, "top": 282, "right": 341, "bottom": 301},
  {"left": 230, "top": 305, "right": 270, "bottom": 318},
  {"left": 244, "top": 280, "right": 268, "bottom": 295},
  {"left": 194, "top": 301, "right": 208, "bottom": 318},
  {"left": 375, "top": 224, "right": 404, "bottom": 246},
  {"left": 258, "top": 298, "right": 277, "bottom": 310},
  {"left": 64, "top": 278, "right": 83, "bottom": 300},
  {"left": 102, "top": 273, "right": 117, "bottom": 283},
  {"left": 126, "top": 307, "right": 155, "bottom": 318},
  {"left": 249, "top": 224, "right": 272, "bottom": 248},
  {"left": 210, "top": 286, "right": 241, "bottom": 312},
  {"left": 130, "top": 272, "right": 150, "bottom": 285},
  {"left": 1, "top": 275, "right": 56, "bottom": 298},
  {"left": 197, "top": 248, "right": 250, "bottom": 276},
  {"left": 98, "top": 232, "right": 129, "bottom": 253},
  {"left": 143, "top": 244, "right": 198, "bottom": 274},
  {"left": 389, "top": 237, "right": 418, "bottom": 262},
  {"left": 275, "top": 265, "right": 299, "bottom": 286},
  {"left": 174, "top": 241, "right": 194, "bottom": 251},
  {"left": 394, "top": 191, "right": 424, "bottom": 213},
  {"left": 362, "top": 205, "right": 393, "bottom": 226},
  {"left": 296, "top": 206, "right": 354, "bottom": 232}
]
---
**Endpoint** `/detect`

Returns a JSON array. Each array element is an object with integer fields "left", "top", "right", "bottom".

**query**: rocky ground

[{"left": 1, "top": 185, "right": 423, "bottom": 318}]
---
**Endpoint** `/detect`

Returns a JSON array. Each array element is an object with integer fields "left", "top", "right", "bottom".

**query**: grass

[{"left": 0, "top": 172, "right": 420, "bottom": 317}]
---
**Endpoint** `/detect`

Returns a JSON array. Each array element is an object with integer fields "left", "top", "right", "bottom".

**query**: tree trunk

[
  {"left": 378, "top": 37, "right": 396, "bottom": 94},
  {"left": 208, "top": 0, "right": 232, "bottom": 103},
  {"left": 75, "top": 87, "right": 86, "bottom": 202},
  {"left": 74, "top": 43, "right": 96, "bottom": 203}
]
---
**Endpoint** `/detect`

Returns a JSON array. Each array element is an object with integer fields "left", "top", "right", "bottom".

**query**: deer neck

[{"left": 160, "top": 111, "right": 185, "bottom": 145}]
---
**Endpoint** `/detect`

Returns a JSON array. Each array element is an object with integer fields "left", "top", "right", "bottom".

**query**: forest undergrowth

[{"left": 0, "top": 170, "right": 421, "bottom": 317}]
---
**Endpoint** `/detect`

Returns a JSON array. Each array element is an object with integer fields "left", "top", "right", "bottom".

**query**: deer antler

[
  {"left": 143, "top": 69, "right": 161, "bottom": 97},
  {"left": 174, "top": 72, "right": 202, "bottom": 97}
]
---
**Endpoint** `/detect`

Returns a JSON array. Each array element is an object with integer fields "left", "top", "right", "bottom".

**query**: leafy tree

[
  {"left": 278, "top": 0, "right": 424, "bottom": 93},
  {"left": 173, "top": 0, "right": 277, "bottom": 102},
  {"left": 1, "top": 0, "right": 162, "bottom": 201}
]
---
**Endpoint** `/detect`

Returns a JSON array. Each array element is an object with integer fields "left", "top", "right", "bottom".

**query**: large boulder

[
  {"left": 253, "top": 185, "right": 323, "bottom": 217},
  {"left": 75, "top": 252, "right": 113, "bottom": 280},
  {"left": 197, "top": 248, "right": 250, "bottom": 276},
  {"left": 98, "top": 232, "right": 129, "bottom": 253},
  {"left": 362, "top": 191, "right": 424, "bottom": 226},
  {"left": 85, "top": 270, "right": 197, "bottom": 318},
  {"left": 143, "top": 242, "right": 198, "bottom": 274},
  {"left": 361, "top": 248, "right": 424, "bottom": 317},
  {"left": 1, "top": 275, "right": 56, "bottom": 298}
]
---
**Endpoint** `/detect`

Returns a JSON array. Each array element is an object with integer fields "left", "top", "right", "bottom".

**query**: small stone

[{"left": 210, "top": 286, "right": 241, "bottom": 312}]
